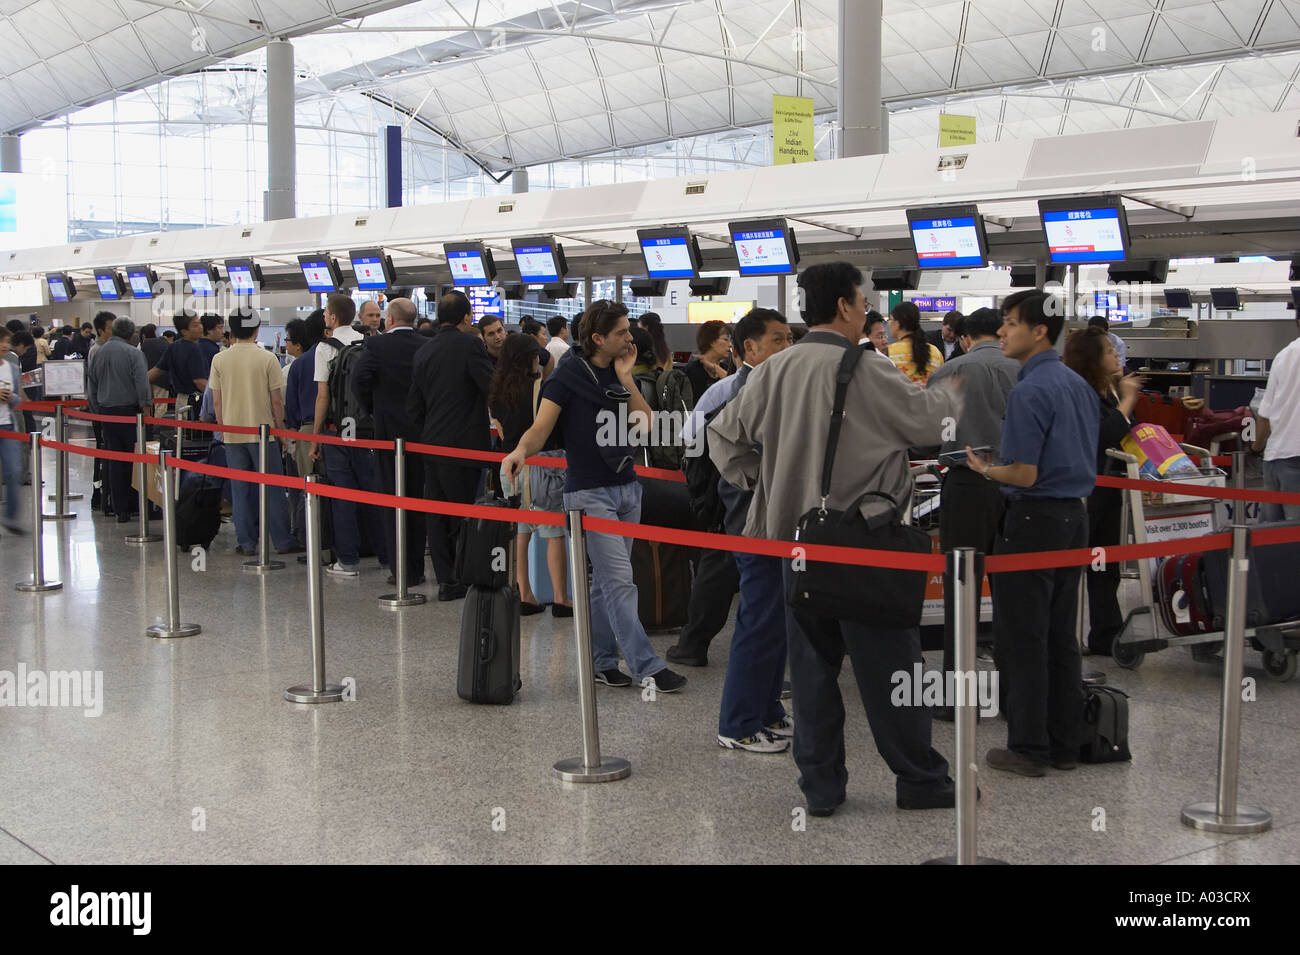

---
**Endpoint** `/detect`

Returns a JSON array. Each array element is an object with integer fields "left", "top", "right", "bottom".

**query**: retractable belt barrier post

[
  {"left": 379, "top": 437, "right": 426, "bottom": 609},
  {"left": 243, "top": 424, "right": 285, "bottom": 574},
  {"left": 285, "top": 475, "right": 345, "bottom": 704},
  {"left": 1181, "top": 452, "right": 1271, "bottom": 834},
  {"left": 124, "top": 412, "right": 161, "bottom": 545},
  {"left": 173, "top": 421, "right": 183, "bottom": 500},
  {"left": 926, "top": 548, "right": 1002, "bottom": 865},
  {"left": 44, "top": 406, "right": 76, "bottom": 520},
  {"left": 16, "top": 432, "right": 61, "bottom": 593},
  {"left": 146, "top": 450, "right": 200, "bottom": 639},
  {"left": 553, "top": 508, "right": 630, "bottom": 783}
]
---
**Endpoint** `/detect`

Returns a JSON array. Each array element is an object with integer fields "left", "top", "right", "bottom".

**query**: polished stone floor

[{"left": 1, "top": 441, "right": 1297, "bottom": 865}]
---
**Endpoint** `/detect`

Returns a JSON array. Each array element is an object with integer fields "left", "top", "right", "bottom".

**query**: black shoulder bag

[{"left": 787, "top": 345, "right": 932, "bottom": 628}]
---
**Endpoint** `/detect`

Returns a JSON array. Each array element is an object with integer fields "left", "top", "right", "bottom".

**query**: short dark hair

[
  {"left": 326, "top": 293, "right": 356, "bottom": 327},
  {"left": 11, "top": 330, "right": 33, "bottom": 350},
  {"left": 162, "top": 330, "right": 176, "bottom": 340},
  {"left": 546, "top": 315, "right": 567, "bottom": 338},
  {"left": 30, "top": 324, "right": 44, "bottom": 339},
  {"left": 520, "top": 318, "right": 542, "bottom": 338},
  {"left": 865, "top": 309, "right": 884, "bottom": 330},
  {"left": 80, "top": 323, "right": 93, "bottom": 333},
  {"left": 93, "top": 311, "right": 115, "bottom": 334},
  {"left": 0, "top": 327, "right": 10, "bottom": 343},
  {"left": 228, "top": 307, "right": 260, "bottom": 339},
  {"left": 695, "top": 319, "right": 729, "bottom": 354},
  {"left": 61, "top": 325, "right": 76, "bottom": 337},
  {"left": 5, "top": 319, "right": 24, "bottom": 335},
  {"left": 1088, "top": 314, "right": 1110, "bottom": 333},
  {"left": 1002, "top": 288, "right": 1065, "bottom": 345},
  {"left": 579, "top": 300, "right": 629, "bottom": 358},
  {"left": 173, "top": 311, "right": 197, "bottom": 333},
  {"left": 437, "top": 291, "right": 471, "bottom": 326},
  {"left": 140, "top": 323, "right": 157, "bottom": 339},
  {"left": 477, "top": 315, "right": 503, "bottom": 334},
  {"left": 962, "top": 307, "right": 1002, "bottom": 340},
  {"left": 798, "top": 262, "right": 863, "bottom": 326},
  {"left": 942, "top": 309, "right": 964, "bottom": 329},
  {"left": 200, "top": 313, "right": 223, "bottom": 335},
  {"left": 733, "top": 307, "right": 787, "bottom": 359}
]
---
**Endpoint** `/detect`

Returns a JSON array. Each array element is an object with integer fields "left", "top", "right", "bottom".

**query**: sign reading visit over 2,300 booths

[
  {"left": 772, "top": 95, "right": 815, "bottom": 165},
  {"left": 938, "top": 113, "right": 976, "bottom": 148}
]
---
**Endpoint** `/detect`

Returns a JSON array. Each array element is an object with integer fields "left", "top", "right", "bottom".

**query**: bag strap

[{"left": 819, "top": 345, "right": 863, "bottom": 509}]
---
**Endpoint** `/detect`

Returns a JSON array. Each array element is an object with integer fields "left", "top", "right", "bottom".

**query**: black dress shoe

[
  {"left": 521, "top": 601, "right": 546, "bottom": 616},
  {"left": 437, "top": 583, "right": 468, "bottom": 601},
  {"left": 1052, "top": 757, "right": 1079, "bottom": 771},
  {"left": 665, "top": 645, "right": 707, "bottom": 667},
  {"left": 116, "top": 512, "right": 133, "bottom": 524},
  {"left": 276, "top": 544, "right": 306, "bottom": 555},
  {"left": 551, "top": 603, "right": 573, "bottom": 618},
  {"left": 808, "top": 796, "right": 846, "bottom": 818},
  {"left": 986, "top": 748, "right": 1047, "bottom": 777}
]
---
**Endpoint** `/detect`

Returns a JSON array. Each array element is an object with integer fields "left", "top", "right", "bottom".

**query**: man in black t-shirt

[{"left": 504, "top": 300, "right": 686, "bottom": 693}]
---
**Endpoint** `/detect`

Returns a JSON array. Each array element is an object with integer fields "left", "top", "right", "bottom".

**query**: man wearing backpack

[{"left": 311, "top": 293, "right": 389, "bottom": 577}]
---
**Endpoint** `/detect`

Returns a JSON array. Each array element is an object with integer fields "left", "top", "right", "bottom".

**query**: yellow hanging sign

[
  {"left": 772, "top": 95, "right": 815, "bottom": 165},
  {"left": 938, "top": 113, "right": 976, "bottom": 148}
]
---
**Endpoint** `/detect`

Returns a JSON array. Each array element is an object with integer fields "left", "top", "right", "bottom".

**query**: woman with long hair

[
  {"left": 1064, "top": 325, "right": 1142, "bottom": 655},
  {"left": 489, "top": 333, "right": 572, "bottom": 617},
  {"left": 887, "top": 301, "right": 944, "bottom": 385},
  {"left": 638, "top": 311, "right": 672, "bottom": 370}
]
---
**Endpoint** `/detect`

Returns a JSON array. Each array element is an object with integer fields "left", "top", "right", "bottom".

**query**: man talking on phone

[{"left": 925, "top": 307, "right": 1021, "bottom": 719}]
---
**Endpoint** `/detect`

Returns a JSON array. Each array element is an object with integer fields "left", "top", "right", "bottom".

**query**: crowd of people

[{"left": 2, "top": 268, "right": 1298, "bottom": 820}]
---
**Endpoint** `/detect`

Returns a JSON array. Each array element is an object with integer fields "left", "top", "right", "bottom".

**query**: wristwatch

[{"left": 982, "top": 462, "right": 995, "bottom": 482}]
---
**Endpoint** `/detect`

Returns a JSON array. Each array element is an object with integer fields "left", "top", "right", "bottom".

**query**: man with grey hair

[
  {"left": 354, "top": 296, "right": 427, "bottom": 585},
  {"left": 86, "top": 316, "right": 152, "bottom": 523}
]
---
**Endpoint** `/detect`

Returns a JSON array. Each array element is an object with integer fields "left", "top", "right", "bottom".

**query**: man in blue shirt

[
  {"left": 965, "top": 289, "right": 1099, "bottom": 776},
  {"left": 148, "top": 311, "right": 209, "bottom": 403}
]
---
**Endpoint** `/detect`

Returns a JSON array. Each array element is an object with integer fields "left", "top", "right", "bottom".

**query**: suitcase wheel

[
  {"left": 1262, "top": 650, "right": 1297, "bottom": 683},
  {"left": 1111, "top": 641, "right": 1145, "bottom": 670}
]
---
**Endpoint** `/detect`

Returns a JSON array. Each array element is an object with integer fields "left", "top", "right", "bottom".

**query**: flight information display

[
  {"left": 299, "top": 259, "right": 337, "bottom": 293},
  {"left": 1042, "top": 207, "right": 1127, "bottom": 263},
  {"left": 732, "top": 227, "right": 794, "bottom": 276},
  {"left": 641, "top": 235, "right": 695, "bottom": 279},
  {"left": 513, "top": 244, "right": 560, "bottom": 284},
  {"left": 46, "top": 274, "right": 70, "bottom": 302},
  {"left": 187, "top": 264, "right": 216, "bottom": 296},
  {"left": 447, "top": 248, "right": 489, "bottom": 286},
  {"left": 127, "top": 268, "right": 154, "bottom": 298},
  {"left": 909, "top": 216, "right": 985, "bottom": 269},
  {"left": 227, "top": 263, "right": 258, "bottom": 295},
  {"left": 96, "top": 273, "right": 121, "bottom": 300},
  {"left": 350, "top": 254, "right": 388, "bottom": 291}
]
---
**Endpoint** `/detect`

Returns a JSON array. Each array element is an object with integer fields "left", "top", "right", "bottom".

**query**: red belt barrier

[
  {"left": 40, "top": 438, "right": 153, "bottom": 466},
  {"left": 406, "top": 439, "right": 686, "bottom": 483},
  {"left": 17, "top": 399, "right": 87, "bottom": 413},
  {"left": 270, "top": 428, "right": 392, "bottom": 451},
  {"left": 983, "top": 534, "right": 1233, "bottom": 573},
  {"left": 165, "top": 455, "right": 306, "bottom": 492},
  {"left": 67, "top": 408, "right": 138, "bottom": 424},
  {"left": 0, "top": 428, "right": 28, "bottom": 442},
  {"left": 1096, "top": 474, "right": 1300, "bottom": 507},
  {"left": 142, "top": 415, "right": 260, "bottom": 436},
  {"left": 1251, "top": 524, "right": 1300, "bottom": 547}
]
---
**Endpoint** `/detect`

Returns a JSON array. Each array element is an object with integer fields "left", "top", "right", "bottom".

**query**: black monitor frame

[
  {"left": 443, "top": 242, "right": 498, "bottom": 287},
  {"left": 92, "top": 268, "right": 126, "bottom": 301},
  {"left": 1037, "top": 193, "right": 1132, "bottom": 265},
  {"left": 224, "top": 257, "right": 264, "bottom": 296},
  {"left": 125, "top": 265, "right": 158, "bottom": 299},
  {"left": 296, "top": 253, "right": 345, "bottom": 294},
  {"left": 184, "top": 260, "right": 221, "bottom": 297},
  {"left": 348, "top": 248, "right": 397, "bottom": 291},
  {"left": 510, "top": 235, "right": 569, "bottom": 284},
  {"left": 636, "top": 226, "right": 702, "bottom": 280},
  {"left": 727, "top": 217, "right": 800, "bottom": 276},
  {"left": 903, "top": 203, "right": 990, "bottom": 270}
]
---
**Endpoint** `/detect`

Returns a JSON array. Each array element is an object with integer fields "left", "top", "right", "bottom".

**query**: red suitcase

[{"left": 1155, "top": 554, "right": 1214, "bottom": 636}]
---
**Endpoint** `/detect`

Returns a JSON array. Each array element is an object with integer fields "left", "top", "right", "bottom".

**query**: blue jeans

[
  {"left": 1262, "top": 456, "right": 1300, "bottom": 523},
  {"left": 563, "top": 482, "right": 666, "bottom": 682},
  {"left": 323, "top": 442, "right": 387, "bottom": 569},
  {"left": 0, "top": 434, "right": 20, "bottom": 523},
  {"left": 223, "top": 438, "right": 293, "bottom": 552},
  {"left": 718, "top": 552, "right": 787, "bottom": 739}
]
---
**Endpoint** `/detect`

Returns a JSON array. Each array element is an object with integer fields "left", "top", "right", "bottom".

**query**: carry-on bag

[
  {"left": 175, "top": 474, "right": 223, "bottom": 550},
  {"left": 453, "top": 487, "right": 517, "bottom": 590},
  {"left": 631, "top": 538, "right": 692, "bottom": 631},
  {"left": 1154, "top": 553, "right": 1215, "bottom": 636},
  {"left": 1202, "top": 522, "right": 1300, "bottom": 629},
  {"left": 457, "top": 496, "right": 522, "bottom": 705},
  {"left": 1080, "top": 684, "right": 1132, "bottom": 763}
]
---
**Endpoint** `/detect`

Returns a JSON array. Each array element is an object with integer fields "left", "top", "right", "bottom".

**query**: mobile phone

[{"left": 937, "top": 446, "right": 993, "bottom": 468}]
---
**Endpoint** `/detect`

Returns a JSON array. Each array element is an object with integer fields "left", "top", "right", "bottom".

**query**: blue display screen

[
  {"left": 909, "top": 217, "right": 984, "bottom": 269},
  {"left": 47, "top": 276, "right": 69, "bottom": 302},
  {"left": 513, "top": 244, "right": 559, "bottom": 284},
  {"left": 1042, "top": 208, "right": 1126, "bottom": 263},
  {"left": 127, "top": 269, "right": 153, "bottom": 298},
  {"left": 447, "top": 249, "right": 489, "bottom": 286},
  {"left": 350, "top": 255, "right": 388, "bottom": 291},
  {"left": 299, "top": 260, "right": 336, "bottom": 293},
  {"left": 227, "top": 265, "right": 257, "bottom": 295},
  {"left": 95, "top": 274, "right": 120, "bottom": 301},
  {"left": 187, "top": 266, "right": 215, "bottom": 296},
  {"left": 640, "top": 236, "right": 695, "bottom": 279},
  {"left": 731, "top": 229, "right": 793, "bottom": 276}
]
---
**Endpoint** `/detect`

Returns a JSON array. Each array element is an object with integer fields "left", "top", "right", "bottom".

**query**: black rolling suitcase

[
  {"left": 456, "top": 495, "right": 521, "bottom": 705},
  {"left": 1202, "top": 522, "right": 1300, "bottom": 629}
]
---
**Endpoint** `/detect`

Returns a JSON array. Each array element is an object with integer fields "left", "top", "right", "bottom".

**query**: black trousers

[
  {"left": 782, "top": 562, "right": 950, "bottom": 808},
  {"left": 377, "top": 447, "right": 427, "bottom": 581},
  {"left": 991, "top": 498, "right": 1087, "bottom": 765},
  {"left": 424, "top": 461, "right": 483, "bottom": 586},
  {"left": 672, "top": 547, "right": 740, "bottom": 658},
  {"left": 938, "top": 466, "right": 1005, "bottom": 674},
  {"left": 1085, "top": 488, "right": 1124, "bottom": 655},
  {"left": 100, "top": 406, "right": 139, "bottom": 518}
]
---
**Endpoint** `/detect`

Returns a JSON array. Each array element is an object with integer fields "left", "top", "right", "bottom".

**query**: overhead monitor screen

[
  {"left": 127, "top": 267, "right": 154, "bottom": 298},
  {"left": 447, "top": 248, "right": 489, "bottom": 286},
  {"left": 95, "top": 273, "right": 121, "bottom": 300},
  {"left": 908, "top": 216, "right": 985, "bottom": 269},
  {"left": 299, "top": 259, "right": 337, "bottom": 294},
  {"left": 512, "top": 243, "right": 560, "bottom": 284},
  {"left": 641, "top": 235, "right": 695, "bottom": 279},
  {"left": 1039, "top": 199, "right": 1129, "bottom": 264},
  {"left": 46, "top": 274, "right": 70, "bottom": 302},
  {"left": 186, "top": 263, "right": 216, "bottom": 297},
  {"left": 729, "top": 218, "right": 797, "bottom": 276},
  {"left": 350, "top": 253, "right": 389, "bottom": 291},
  {"left": 226, "top": 262, "right": 258, "bottom": 296}
]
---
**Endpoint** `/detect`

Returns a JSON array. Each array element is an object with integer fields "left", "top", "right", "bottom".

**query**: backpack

[
  {"left": 323, "top": 337, "right": 374, "bottom": 439},
  {"left": 684, "top": 403, "right": 725, "bottom": 531},
  {"left": 645, "top": 366, "right": 694, "bottom": 472}
]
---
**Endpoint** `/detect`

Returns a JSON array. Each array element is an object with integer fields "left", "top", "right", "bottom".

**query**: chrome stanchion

[
  {"left": 380, "top": 437, "right": 426, "bottom": 609},
  {"left": 125, "top": 412, "right": 161, "bottom": 545},
  {"left": 242, "top": 424, "right": 285, "bottom": 574},
  {"left": 173, "top": 418, "right": 183, "bottom": 501},
  {"left": 1181, "top": 454, "right": 1271, "bottom": 834},
  {"left": 553, "top": 508, "right": 630, "bottom": 783},
  {"left": 43, "top": 406, "right": 76, "bottom": 520},
  {"left": 926, "top": 548, "right": 1002, "bottom": 865},
  {"left": 146, "top": 450, "right": 200, "bottom": 639},
  {"left": 16, "top": 432, "right": 61, "bottom": 593},
  {"left": 286, "top": 475, "right": 346, "bottom": 703}
]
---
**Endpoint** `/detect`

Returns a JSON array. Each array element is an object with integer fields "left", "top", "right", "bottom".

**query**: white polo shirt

[{"left": 1259, "top": 335, "right": 1300, "bottom": 461}]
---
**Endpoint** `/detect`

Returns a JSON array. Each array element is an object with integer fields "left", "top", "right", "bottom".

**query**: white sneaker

[
  {"left": 765, "top": 715, "right": 794, "bottom": 738},
  {"left": 325, "top": 561, "right": 359, "bottom": 577},
  {"left": 717, "top": 730, "right": 789, "bottom": 754}
]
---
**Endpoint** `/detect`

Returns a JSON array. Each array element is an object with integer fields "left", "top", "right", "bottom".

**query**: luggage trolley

[
  {"left": 1106, "top": 440, "right": 1300, "bottom": 681},
  {"left": 904, "top": 462, "right": 994, "bottom": 635}
]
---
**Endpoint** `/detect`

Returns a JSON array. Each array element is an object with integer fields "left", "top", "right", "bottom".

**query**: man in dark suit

[
  {"left": 354, "top": 297, "right": 427, "bottom": 587},
  {"left": 406, "top": 291, "right": 495, "bottom": 601},
  {"left": 927, "top": 310, "right": 966, "bottom": 363}
]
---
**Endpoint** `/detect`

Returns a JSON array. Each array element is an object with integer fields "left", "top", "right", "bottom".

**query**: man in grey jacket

[
  {"left": 86, "top": 317, "right": 151, "bottom": 523},
  {"left": 710, "top": 261, "right": 964, "bottom": 815}
]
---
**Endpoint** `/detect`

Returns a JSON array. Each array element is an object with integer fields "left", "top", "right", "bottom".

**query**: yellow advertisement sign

[
  {"left": 687, "top": 301, "right": 756, "bottom": 324},
  {"left": 938, "top": 113, "right": 976, "bottom": 148},
  {"left": 772, "top": 95, "right": 815, "bottom": 165}
]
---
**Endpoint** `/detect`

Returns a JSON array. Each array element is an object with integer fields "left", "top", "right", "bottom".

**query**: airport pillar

[
  {"left": 837, "top": 0, "right": 886, "bottom": 158},
  {"left": 1, "top": 134, "right": 20, "bottom": 174},
  {"left": 266, "top": 39, "right": 296, "bottom": 222},
  {"left": 512, "top": 168, "right": 529, "bottom": 194}
]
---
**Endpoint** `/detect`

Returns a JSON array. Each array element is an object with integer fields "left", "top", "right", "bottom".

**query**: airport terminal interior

[{"left": 3, "top": 0, "right": 1300, "bottom": 867}]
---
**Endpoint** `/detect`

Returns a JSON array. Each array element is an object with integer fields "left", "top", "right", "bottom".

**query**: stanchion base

[
  {"left": 41, "top": 512, "right": 76, "bottom": 521},
  {"left": 922, "top": 855, "right": 1009, "bottom": 865},
  {"left": 146, "top": 623, "right": 201, "bottom": 639},
  {"left": 552, "top": 756, "right": 631, "bottom": 783},
  {"left": 379, "top": 592, "right": 427, "bottom": 609},
  {"left": 284, "top": 683, "right": 346, "bottom": 704},
  {"left": 16, "top": 579, "right": 62, "bottom": 593},
  {"left": 1082, "top": 670, "right": 1107, "bottom": 686},
  {"left": 242, "top": 559, "right": 286, "bottom": 574},
  {"left": 125, "top": 534, "right": 162, "bottom": 544},
  {"left": 1180, "top": 802, "right": 1272, "bottom": 834}
]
